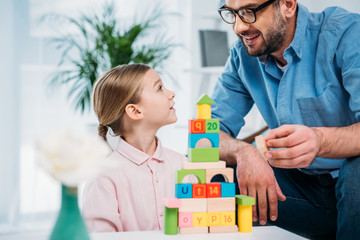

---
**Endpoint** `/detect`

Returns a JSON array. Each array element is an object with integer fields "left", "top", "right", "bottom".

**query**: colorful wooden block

[
  {"left": 193, "top": 212, "right": 207, "bottom": 227},
  {"left": 175, "top": 184, "right": 192, "bottom": 198},
  {"left": 197, "top": 94, "right": 216, "bottom": 105},
  {"left": 255, "top": 135, "right": 268, "bottom": 160},
  {"left": 205, "top": 119, "right": 220, "bottom": 133},
  {"left": 236, "top": 195, "right": 255, "bottom": 233},
  {"left": 188, "top": 148, "right": 219, "bottom": 162},
  {"left": 197, "top": 104, "right": 211, "bottom": 119},
  {"left": 206, "top": 183, "right": 221, "bottom": 198},
  {"left": 206, "top": 168, "right": 233, "bottom": 183},
  {"left": 220, "top": 211, "right": 236, "bottom": 226},
  {"left": 192, "top": 184, "right": 207, "bottom": 198},
  {"left": 235, "top": 195, "right": 256, "bottom": 206},
  {"left": 196, "top": 94, "right": 215, "bottom": 120},
  {"left": 162, "top": 198, "right": 182, "bottom": 208},
  {"left": 179, "top": 212, "right": 193, "bottom": 228},
  {"left": 188, "top": 133, "right": 219, "bottom": 148},
  {"left": 207, "top": 197, "right": 235, "bottom": 212},
  {"left": 164, "top": 206, "right": 178, "bottom": 235},
  {"left": 183, "top": 160, "right": 226, "bottom": 170},
  {"left": 221, "top": 182, "right": 235, "bottom": 197},
  {"left": 179, "top": 227, "right": 208, "bottom": 234},
  {"left": 209, "top": 225, "right": 238, "bottom": 233},
  {"left": 188, "top": 119, "right": 205, "bottom": 133},
  {"left": 177, "top": 169, "right": 206, "bottom": 184},
  {"left": 238, "top": 205, "right": 252, "bottom": 233},
  {"left": 207, "top": 212, "right": 221, "bottom": 226},
  {"left": 179, "top": 198, "right": 207, "bottom": 212}
]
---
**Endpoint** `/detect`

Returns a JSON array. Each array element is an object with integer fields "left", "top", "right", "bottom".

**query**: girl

[{"left": 82, "top": 64, "right": 187, "bottom": 232}]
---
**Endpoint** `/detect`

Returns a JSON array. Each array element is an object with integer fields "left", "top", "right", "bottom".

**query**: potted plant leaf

[{"left": 45, "top": 2, "right": 177, "bottom": 113}]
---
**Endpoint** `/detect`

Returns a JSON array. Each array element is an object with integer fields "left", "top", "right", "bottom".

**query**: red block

[
  {"left": 193, "top": 184, "right": 207, "bottom": 198},
  {"left": 206, "top": 183, "right": 221, "bottom": 198},
  {"left": 188, "top": 119, "right": 205, "bottom": 133}
]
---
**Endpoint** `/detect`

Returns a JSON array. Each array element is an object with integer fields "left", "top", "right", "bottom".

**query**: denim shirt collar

[
  {"left": 289, "top": 4, "right": 309, "bottom": 60},
  {"left": 259, "top": 4, "right": 309, "bottom": 64}
]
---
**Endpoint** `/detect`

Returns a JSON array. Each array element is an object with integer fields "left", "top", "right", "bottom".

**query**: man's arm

[
  {"left": 264, "top": 123, "right": 360, "bottom": 168},
  {"left": 219, "top": 130, "right": 286, "bottom": 225},
  {"left": 315, "top": 122, "right": 360, "bottom": 158}
]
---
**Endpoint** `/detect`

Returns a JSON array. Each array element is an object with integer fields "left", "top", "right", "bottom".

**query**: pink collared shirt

[{"left": 82, "top": 137, "right": 187, "bottom": 232}]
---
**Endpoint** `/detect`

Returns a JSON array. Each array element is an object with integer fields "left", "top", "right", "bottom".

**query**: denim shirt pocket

[{"left": 297, "top": 86, "right": 355, "bottom": 127}]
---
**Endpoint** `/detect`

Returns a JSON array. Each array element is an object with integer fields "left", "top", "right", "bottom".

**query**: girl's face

[{"left": 137, "top": 69, "right": 177, "bottom": 128}]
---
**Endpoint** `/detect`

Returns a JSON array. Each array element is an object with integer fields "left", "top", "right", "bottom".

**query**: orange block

[
  {"left": 206, "top": 183, "right": 221, "bottom": 198},
  {"left": 193, "top": 184, "right": 206, "bottom": 198},
  {"left": 188, "top": 119, "right": 205, "bottom": 133}
]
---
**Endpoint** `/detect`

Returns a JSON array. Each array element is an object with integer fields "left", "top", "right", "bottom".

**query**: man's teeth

[{"left": 244, "top": 34, "right": 259, "bottom": 40}]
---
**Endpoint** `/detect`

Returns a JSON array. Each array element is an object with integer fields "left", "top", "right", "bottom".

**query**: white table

[{"left": 0, "top": 226, "right": 308, "bottom": 240}]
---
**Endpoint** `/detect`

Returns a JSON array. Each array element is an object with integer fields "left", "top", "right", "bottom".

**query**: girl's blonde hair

[{"left": 92, "top": 64, "right": 151, "bottom": 141}]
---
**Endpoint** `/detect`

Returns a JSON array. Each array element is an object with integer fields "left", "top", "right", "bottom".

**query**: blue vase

[{"left": 50, "top": 185, "right": 90, "bottom": 240}]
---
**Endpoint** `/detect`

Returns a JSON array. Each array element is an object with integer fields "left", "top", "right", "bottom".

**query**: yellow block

[
  {"left": 207, "top": 212, "right": 221, "bottom": 226},
  {"left": 220, "top": 211, "right": 236, "bottom": 226},
  {"left": 197, "top": 104, "right": 211, "bottom": 119},
  {"left": 193, "top": 212, "right": 207, "bottom": 227},
  {"left": 237, "top": 204, "right": 252, "bottom": 232}
]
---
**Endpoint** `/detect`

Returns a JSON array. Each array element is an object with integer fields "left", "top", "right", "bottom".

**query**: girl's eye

[{"left": 159, "top": 84, "right": 163, "bottom": 91}]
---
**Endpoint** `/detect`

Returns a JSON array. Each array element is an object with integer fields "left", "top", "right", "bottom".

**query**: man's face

[{"left": 226, "top": 0, "right": 287, "bottom": 57}]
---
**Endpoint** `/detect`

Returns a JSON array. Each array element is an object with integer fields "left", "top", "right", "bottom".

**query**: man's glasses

[{"left": 218, "top": 0, "right": 276, "bottom": 24}]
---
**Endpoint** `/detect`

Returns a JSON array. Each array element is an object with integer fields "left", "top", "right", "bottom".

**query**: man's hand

[
  {"left": 235, "top": 145, "right": 286, "bottom": 225},
  {"left": 264, "top": 124, "right": 320, "bottom": 168}
]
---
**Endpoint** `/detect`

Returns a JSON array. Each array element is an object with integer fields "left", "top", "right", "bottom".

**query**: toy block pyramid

[{"left": 163, "top": 94, "right": 255, "bottom": 235}]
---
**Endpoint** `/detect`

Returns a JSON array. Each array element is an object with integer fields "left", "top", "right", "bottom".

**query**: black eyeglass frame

[{"left": 218, "top": 0, "right": 276, "bottom": 24}]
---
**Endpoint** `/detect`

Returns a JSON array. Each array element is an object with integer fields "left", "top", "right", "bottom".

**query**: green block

[
  {"left": 205, "top": 119, "right": 220, "bottom": 133},
  {"left": 197, "top": 94, "right": 215, "bottom": 104},
  {"left": 177, "top": 169, "right": 206, "bottom": 184},
  {"left": 236, "top": 195, "right": 256, "bottom": 206},
  {"left": 188, "top": 148, "right": 219, "bottom": 162},
  {"left": 164, "top": 207, "right": 178, "bottom": 235}
]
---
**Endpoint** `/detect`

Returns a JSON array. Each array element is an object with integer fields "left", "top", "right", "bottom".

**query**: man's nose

[{"left": 233, "top": 15, "right": 250, "bottom": 34}]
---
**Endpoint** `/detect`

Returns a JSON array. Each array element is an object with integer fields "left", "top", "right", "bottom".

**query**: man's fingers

[
  {"left": 248, "top": 187, "right": 257, "bottom": 222},
  {"left": 275, "top": 179, "right": 286, "bottom": 201},
  {"left": 267, "top": 185, "right": 278, "bottom": 222},
  {"left": 265, "top": 125, "right": 296, "bottom": 140},
  {"left": 257, "top": 188, "right": 268, "bottom": 225},
  {"left": 266, "top": 144, "right": 308, "bottom": 160},
  {"left": 268, "top": 153, "right": 312, "bottom": 168}
]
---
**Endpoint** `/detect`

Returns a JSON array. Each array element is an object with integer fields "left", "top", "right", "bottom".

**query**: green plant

[{"left": 47, "top": 2, "right": 176, "bottom": 113}]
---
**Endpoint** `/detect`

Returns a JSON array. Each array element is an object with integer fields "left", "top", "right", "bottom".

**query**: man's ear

[
  {"left": 125, "top": 104, "right": 144, "bottom": 120},
  {"left": 282, "top": 0, "right": 297, "bottom": 18}
]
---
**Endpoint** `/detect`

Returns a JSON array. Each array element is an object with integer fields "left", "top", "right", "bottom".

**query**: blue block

[
  {"left": 188, "top": 133, "right": 219, "bottom": 148},
  {"left": 221, "top": 182, "right": 235, "bottom": 197},
  {"left": 175, "top": 183, "right": 193, "bottom": 198}
]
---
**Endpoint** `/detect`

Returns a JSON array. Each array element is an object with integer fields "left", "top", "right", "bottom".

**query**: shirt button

[
  {"left": 155, "top": 176, "right": 159, "bottom": 182},
  {"left": 160, "top": 212, "right": 164, "bottom": 216}
]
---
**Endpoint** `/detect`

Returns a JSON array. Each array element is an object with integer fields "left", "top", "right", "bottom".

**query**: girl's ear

[{"left": 125, "top": 104, "right": 144, "bottom": 120}]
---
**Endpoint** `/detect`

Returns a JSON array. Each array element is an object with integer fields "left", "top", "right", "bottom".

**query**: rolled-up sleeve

[
  {"left": 335, "top": 20, "right": 360, "bottom": 121},
  {"left": 211, "top": 44, "right": 254, "bottom": 137}
]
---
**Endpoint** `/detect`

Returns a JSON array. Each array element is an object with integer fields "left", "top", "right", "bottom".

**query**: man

[{"left": 212, "top": 0, "right": 360, "bottom": 239}]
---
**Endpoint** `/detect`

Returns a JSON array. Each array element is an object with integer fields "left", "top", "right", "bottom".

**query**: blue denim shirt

[{"left": 212, "top": 4, "right": 360, "bottom": 175}]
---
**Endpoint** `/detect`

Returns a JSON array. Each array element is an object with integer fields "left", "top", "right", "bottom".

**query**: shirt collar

[
  {"left": 258, "top": 4, "right": 309, "bottom": 64},
  {"left": 116, "top": 136, "right": 165, "bottom": 165},
  {"left": 289, "top": 4, "right": 309, "bottom": 60}
]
